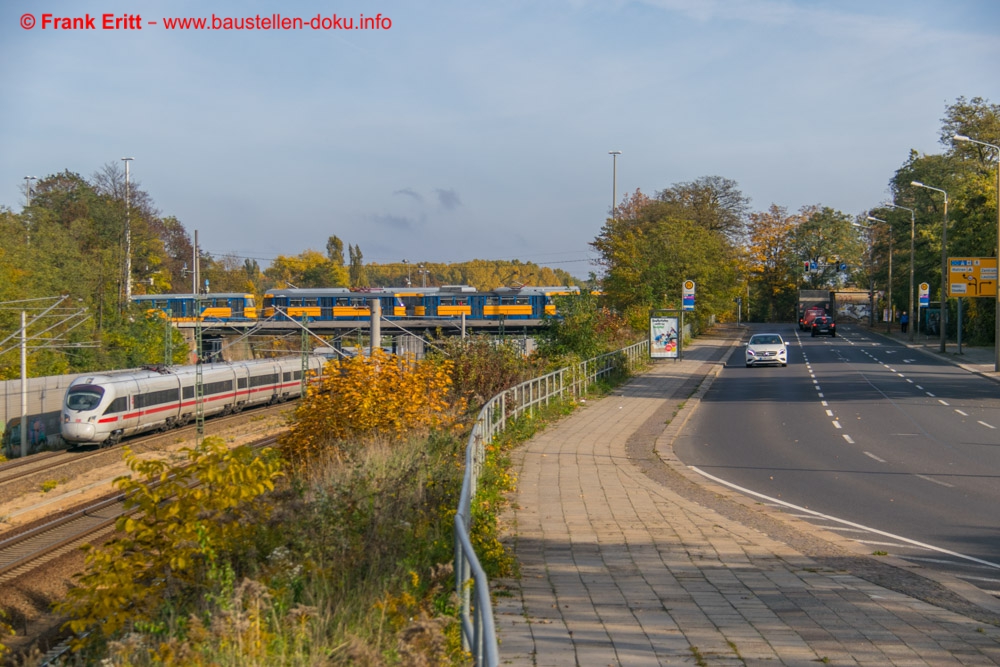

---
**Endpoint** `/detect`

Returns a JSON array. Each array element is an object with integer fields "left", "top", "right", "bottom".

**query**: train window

[
  {"left": 246, "top": 297, "right": 256, "bottom": 307},
  {"left": 103, "top": 396, "right": 128, "bottom": 415},
  {"left": 282, "top": 372, "right": 292, "bottom": 382},
  {"left": 134, "top": 388, "right": 180, "bottom": 409},
  {"left": 203, "top": 380, "right": 233, "bottom": 395},
  {"left": 293, "top": 370, "right": 302, "bottom": 380},
  {"left": 290, "top": 299, "right": 303, "bottom": 307},
  {"left": 250, "top": 373, "right": 279, "bottom": 388},
  {"left": 67, "top": 386, "right": 104, "bottom": 411},
  {"left": 237, "top": 377, "right": 247, "bottom": 389},
  {"left": 304, "top": 299, "right": 318, "bottom": 307},
  {"left": 183, "top": 386, "right": 194, "bottom": 399}
]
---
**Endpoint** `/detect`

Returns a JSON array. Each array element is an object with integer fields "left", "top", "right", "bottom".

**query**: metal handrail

[{"left": 453, "top": 340, "right": 648, "bottom": 665}]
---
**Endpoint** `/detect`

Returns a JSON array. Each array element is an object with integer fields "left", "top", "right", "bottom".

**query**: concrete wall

[{"left": 1, "top": 372, "right": 90, "bottom": 457}]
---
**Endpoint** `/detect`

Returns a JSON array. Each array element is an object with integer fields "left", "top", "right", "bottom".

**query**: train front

[{"left": 61, "top": 380, "right": 112, "bottom": 443}]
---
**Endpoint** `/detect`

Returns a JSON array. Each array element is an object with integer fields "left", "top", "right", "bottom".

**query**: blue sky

[{"left": 2, "top": 0, "right": 998, "bottom": 279}]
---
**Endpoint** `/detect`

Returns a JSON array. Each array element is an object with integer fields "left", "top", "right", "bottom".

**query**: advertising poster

[{"left": 650, "top": 317, "right": 679, "bottom": 358}]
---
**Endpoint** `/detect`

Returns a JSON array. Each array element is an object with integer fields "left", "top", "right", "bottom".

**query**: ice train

[{"left": 61, "top": 355, "right": 324, "bottom": 446}]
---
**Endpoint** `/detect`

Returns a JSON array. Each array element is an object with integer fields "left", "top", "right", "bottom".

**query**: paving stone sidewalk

[{"left": 494, "top": 326, "right": 1000, "bottom": 666}]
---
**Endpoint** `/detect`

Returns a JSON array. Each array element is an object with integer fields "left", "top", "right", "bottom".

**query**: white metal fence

[{"left": 453, "top": 340, "right": 649, "bottom": 665}]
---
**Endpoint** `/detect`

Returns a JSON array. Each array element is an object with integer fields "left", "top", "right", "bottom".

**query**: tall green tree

[
  {"left": 592, "top": 196, "right": 738, "bottom": 330},
  {"left": 791, "top": 206, "right": 861, "bottom": 289},
  {"left": 349, "top": 244, "right": 370, "bottom": 287}
]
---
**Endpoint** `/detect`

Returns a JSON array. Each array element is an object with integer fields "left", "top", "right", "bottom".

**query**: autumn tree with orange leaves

[{"left": 280, "top": 349, "right": 464, "bottom": 466}]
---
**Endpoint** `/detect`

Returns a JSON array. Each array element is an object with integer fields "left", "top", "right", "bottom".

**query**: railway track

[
  {"left": 0, "top": 434, "right": 281, "bottom": 585},
  {"left": 1, "top": 433, "right": 282, "bottom": 665},
  {"left": 0, "top": 401, "right": 297, "bottom": 501}
]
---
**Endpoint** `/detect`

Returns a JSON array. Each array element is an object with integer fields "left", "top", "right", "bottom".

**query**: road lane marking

[
  {"left": 916, "top": 385, "right": 924, "bottom": 390},
  {"left": 938, "top": 399, "right": 949, "bottom": 406},
  {"left": 927, "top": 392, "right": 936, "bottom": 397},
  {"left": 832, "top": 421, "right": 842, "bottom": 429},
  {"left": 955, "top": 409, "right": 968, "bottom": 417},
  {"left": 914, "top": 474, "right": 954, "bottom": 488},
  {"left": 979, "top": 421, "right": 996, "bottom": 430},
  {"left": 826, "top": 410, "right": 834, "bottom": 417},
  {"left": 864, "top": 451, "right": 886, "bottom": 462},
  {"left": 687, "top": 466, "right": 1000, "bottom": 570},
  {"left": 843, "top": 435, "right": 854, "bottom": 444}
]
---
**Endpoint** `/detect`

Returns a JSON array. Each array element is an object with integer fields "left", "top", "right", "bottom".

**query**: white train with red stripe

[{"left": 61, "top": 356, "right": 325, "bottom": 446}]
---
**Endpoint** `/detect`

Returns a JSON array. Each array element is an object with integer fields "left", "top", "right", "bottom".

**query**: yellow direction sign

[{"left": 948, "top": 257, "right": 997, "bottom": 297}]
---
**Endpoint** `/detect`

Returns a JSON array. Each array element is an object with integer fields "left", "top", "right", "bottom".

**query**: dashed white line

[
  {"left": 916, "top": 385, "right": 924, "bottom": 390},
  {"left": 926, "top": 392, "right": 936, "bottom": 397},
  {"left": 914, "top": 474, "right": 954, "bottom": 488},
  {"left": 843, "top": 434, "right": 855, "bottom": 444},
  {"left": 864, "top": 451, "right": 886, "bottom": 462},
  {"left": 938, "top": 399, "right": 949, "bottom": 406},
  {"left": 832, "top": 421, "right": 842, "bottom": 429},
  {"left": 955, "top": 409, "right": 969, "bottom": 417},
  {"left": 826, "top": 410, "right": 834, "bottom": 417},
  {"left": 978, "top": 421, "right": 996, "bottom": 430}
]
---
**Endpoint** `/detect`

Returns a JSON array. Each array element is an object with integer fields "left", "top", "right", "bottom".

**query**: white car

[{"left": 745, "top": 333, "right": 788, "bottom": 367}]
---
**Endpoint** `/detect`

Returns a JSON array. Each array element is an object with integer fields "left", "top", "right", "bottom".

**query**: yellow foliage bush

[
  {"left": 57, "top": 437, "right": 284, "bottom": 646},
  {"left": 280, "top": 349, "right": 464, "bottom": 466}
]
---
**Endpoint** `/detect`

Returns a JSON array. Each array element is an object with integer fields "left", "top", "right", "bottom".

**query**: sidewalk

[{"left": 494, "top": 324, "right": 1000, "bottom": 665}]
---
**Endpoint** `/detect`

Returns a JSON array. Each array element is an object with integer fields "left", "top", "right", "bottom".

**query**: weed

[
  {"left": 872, "top": 550, "right": 888, "bottom": 556},
  {"left": 39, "top": 479, "right": 59, "bottom": 493}
]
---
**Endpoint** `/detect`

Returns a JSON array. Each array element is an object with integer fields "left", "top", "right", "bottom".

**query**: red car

[{"left": 799, "top": 307, "right": 826, "bottom": 331}]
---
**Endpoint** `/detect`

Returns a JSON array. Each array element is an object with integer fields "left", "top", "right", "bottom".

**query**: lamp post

[
  {"left": 867, "top": 215, "right": 892, "bottom": 333},
  {"left": 23, "top": 176, "right": 36, "bottom": 205},
  {"left": 854, "top": 220, "right": 876, "bottom": 326},
  {"left": 22, "top": 176, "right": 36, "bottom": 246},
  {"left": 884, "top": 202, "right": 916, "bottom": 342},
  {"left": 122, "top": 157, "right": 135, "bottom": 309},
  {"left": 912, "top": 181, "right": 949, "bottom": 353},
  {"left": 608, "top": 150, "right": 621, "bottom": 219},
  {"left": 954, "top": 133, "right": 1000, "bottom": 372},
  {"left": 402, "top": 259, "right": 411, "bottom": 287}
]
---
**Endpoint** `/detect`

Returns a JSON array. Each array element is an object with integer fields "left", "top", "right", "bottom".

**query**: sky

[{"left": 2, "top": 0, "right": 998, "bottom": 280}]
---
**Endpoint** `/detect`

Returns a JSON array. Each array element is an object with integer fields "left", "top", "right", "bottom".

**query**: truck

[{"left": 797, "top": 290, "right": 834, "bottom": 330}]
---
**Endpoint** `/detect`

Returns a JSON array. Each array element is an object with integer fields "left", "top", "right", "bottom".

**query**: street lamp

[
  {"left": 911, "top": 180, "right": 949, "bottom": 353},
  {"left": 853, "top": 220, "right": 877, "bottom": 326},
  {"left": 608, "top": 150, "right": 622, "bottom": 219},
  {"left": 883, "top": 202, "right": 916, "bottom": 342},
  {"left": 954, "top": 133, "right": 1000, "bottom": 372},
  {"left": 22, "top": 176, "right": 36, "bottom": 246},
  {"left": 122, "top": 157, "right": 135, "bottom": 308},
  {"left": 402, "top": 259, "right": 411, "bottom": 287},
  {"left": 867, "top": 215, "right": 892, "bottom": 333},
  {"left": 23, "top": 176, "right": 36, "bottom": 205}
]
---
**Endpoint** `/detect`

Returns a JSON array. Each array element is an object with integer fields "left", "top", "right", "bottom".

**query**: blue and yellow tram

[{"left": 132, "top": 293, "right": 258, "bottom": 322}]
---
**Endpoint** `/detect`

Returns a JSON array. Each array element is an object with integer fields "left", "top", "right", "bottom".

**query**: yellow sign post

[{"left": 948, "top": 257, "right": 997, "bottom": 298}]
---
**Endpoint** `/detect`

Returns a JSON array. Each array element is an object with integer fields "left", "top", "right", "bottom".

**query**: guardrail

[{"left": 453, "top": 340, "right": 649, "bottom": 665}]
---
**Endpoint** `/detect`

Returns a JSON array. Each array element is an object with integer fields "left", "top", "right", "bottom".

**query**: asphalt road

[{"left": 674, "top": 322, "right": 1000, "bottom": 595}]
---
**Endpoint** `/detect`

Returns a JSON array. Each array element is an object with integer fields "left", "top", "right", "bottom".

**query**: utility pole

[
  {"left": 20, "top": 311, "right": 27, "bottom": 458},
  {"left": 193, "top": 230, "right": 205, "bottom": 443},
  {"left": 122, "top": 157, "right": 134, "bottom": 310}
]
